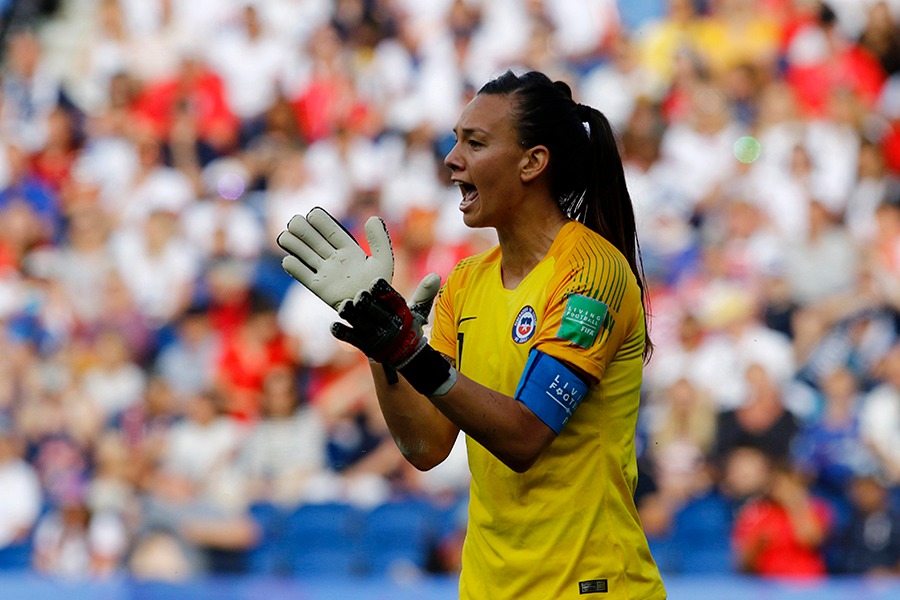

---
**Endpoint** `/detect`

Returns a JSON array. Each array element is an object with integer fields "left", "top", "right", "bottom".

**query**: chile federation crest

[{"left": 512, "top": 306, "right": 537, "bottom": 344}]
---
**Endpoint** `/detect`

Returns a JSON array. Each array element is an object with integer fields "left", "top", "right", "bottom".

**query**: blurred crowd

[{"left": 0, "top": 0, "right": 899, "bottom": 582}]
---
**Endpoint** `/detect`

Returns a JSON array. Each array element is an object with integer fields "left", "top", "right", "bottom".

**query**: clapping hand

[
  {"left": 276, "top": 207, "right": 394, "bottom": 310},
  {"left": 331, "top": 274, "right": 441, "bottom": 369},
  {"left": 333, "top": 274, "right": 455, "bottom": 397}
]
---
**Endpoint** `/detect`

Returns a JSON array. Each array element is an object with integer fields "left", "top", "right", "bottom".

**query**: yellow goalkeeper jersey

[{"left": 430, "top": 220, "right": 666, "bottom": 600}]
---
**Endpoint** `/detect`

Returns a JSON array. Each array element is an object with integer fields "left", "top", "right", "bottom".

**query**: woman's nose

[{"left": 444, "top": 144, "right": 461, "bottom": 171}]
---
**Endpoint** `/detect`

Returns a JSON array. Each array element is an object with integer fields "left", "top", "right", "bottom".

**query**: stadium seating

[
  {"left": 0, "top": 540, "right": 33, "bottom": 571},
  {"left": 247, "top": 499, "right": 450, "bottom": 578},
  {"left": 281, "top": 502, "right": 366, "bottom": 577},
  {"left": 358, "top": 499, "right": 438, "bottom": 576},
  {"left": 647, "top": 492, "right": 735, "bottom": 575}
]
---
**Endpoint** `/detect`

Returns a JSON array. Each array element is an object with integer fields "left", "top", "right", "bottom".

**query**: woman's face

[{"left": 444, "top": 93, "right": 529, "bottom": 229}]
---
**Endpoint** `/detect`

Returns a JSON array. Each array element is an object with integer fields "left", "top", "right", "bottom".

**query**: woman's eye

[{"left": 468, "top": 140, "right": 483, "bottom": 148}]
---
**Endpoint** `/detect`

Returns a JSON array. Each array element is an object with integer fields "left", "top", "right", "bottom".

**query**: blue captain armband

[{"left": 514, "top": 349, "right": 589, "bottom": 434}]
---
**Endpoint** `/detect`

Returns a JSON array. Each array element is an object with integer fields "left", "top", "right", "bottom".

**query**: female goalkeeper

[{"left": 309, "top": 70, "right": 665, "bottom": 599}]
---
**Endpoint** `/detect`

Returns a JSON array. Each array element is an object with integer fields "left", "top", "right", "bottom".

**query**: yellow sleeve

[{"left": 532, "top": 237, "right": 642, "bottom": 386}]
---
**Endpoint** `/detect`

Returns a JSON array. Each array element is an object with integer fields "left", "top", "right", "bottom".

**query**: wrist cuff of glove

[{"left": 399, "top": 345, "right": 457, "bottom": 397}]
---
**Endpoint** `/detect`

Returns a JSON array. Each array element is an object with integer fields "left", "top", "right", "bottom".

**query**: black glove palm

[
  {"left": 332, "top": 278, "right": 427, "bottom": 369},
  {"left": 331, "top": 275, "right": 456, "bottom": 397}
]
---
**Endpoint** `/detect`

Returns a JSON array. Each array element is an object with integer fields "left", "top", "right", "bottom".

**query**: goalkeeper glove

[
  {"left": 331, "top": 275, "right": 457, "bottom": 397},
  {"left": 277, "top": 207, "right": 394, "bottom": 310}
]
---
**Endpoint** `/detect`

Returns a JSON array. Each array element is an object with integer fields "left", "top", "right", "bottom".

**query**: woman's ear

[{"left": 520, "top": 145, "right": 549, "bottom": 183}]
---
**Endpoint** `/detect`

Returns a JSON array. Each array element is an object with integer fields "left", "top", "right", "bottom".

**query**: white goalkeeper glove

[{"left": 276, "top": 207, "right": 394, "bottom": 310}]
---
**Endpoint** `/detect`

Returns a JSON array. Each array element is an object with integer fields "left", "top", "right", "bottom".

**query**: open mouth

[{"left": 456, "top": 181, "right": 479, "bottom": 210}]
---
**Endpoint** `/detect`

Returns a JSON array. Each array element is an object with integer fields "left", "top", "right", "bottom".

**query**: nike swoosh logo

[{"left": 458, "top": 316, "right": 477, "bottom": 325}]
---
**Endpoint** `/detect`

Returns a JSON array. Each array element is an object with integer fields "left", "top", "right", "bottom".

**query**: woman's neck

[{"left": 496, "top": 205, "right": 569, "bottom": 289}]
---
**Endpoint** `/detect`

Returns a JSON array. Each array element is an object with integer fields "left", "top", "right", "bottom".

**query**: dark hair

[{"left": 478, "top": 70, "right": 653, "bottom": 359}]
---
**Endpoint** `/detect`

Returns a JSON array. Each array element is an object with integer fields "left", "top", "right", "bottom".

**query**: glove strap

[
  {"left": 381, "top": 363, "right": 399, "bottom": 385},
  {"left": 398, "top": 345, "right": 458, "bottom": 397}
]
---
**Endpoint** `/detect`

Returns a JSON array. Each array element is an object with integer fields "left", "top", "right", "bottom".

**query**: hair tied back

[
  {"left": 577, "top": 103, "right": 592, "bottom": 137},
  {"left": 552, "top": 80, "right": 574, "bottom": 99}
]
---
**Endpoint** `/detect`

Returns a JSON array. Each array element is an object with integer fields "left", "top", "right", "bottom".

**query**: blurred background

[{"left": 0, "top": 0, "right": 899, "bottom": 598}]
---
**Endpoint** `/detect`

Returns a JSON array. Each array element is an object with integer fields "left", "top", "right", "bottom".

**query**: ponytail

[{"left": 578, "top": 105, "right": 653, "bottom": 360}]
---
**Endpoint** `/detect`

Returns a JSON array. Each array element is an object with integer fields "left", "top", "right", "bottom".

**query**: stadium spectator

[
  {"left": 783, "top": 0, "right": 887, "bottom": 118},
  {"left": 644, "top": 310, "right": 708, "bottom": 397},
  {"left": 0, "top": 28, "right": 68, "bottom": 152},
  {"left": 45, "top": 202, "right": 112, "bottom": 330},
  {"left": 240, "top": 97, "right": 305, "bottom": 192},
  {"left": 711, "top": 362, "right": 800, "bottom": 465},
  {"left": 287, "top": 24, "right": 375, "bottom": 144},
  {"left": 116, "top": 374, "right": 181, "bottom": 490},
  {"left": 212, "top": 291, "right": 293, "bottom": 422},
  {"left": 869, "top": 198, "right": 900, "bottom": 295},
  {"left": 713, "top": 193, "right": 785, "bottom": 306},
  {"left": 686, "top": 284, "right": 795, "bottom": 411},
  {"left": 204, "top": 3, "right": 292, "bottom": 144},
  {"left": 315, "top": 356, "right": 406, "bottom": 508},
  {"left": 830, "top": 470, "right": 900, "bottom": 575},
  {"left": 732, "top": 458, "right": 833, "bottom": 579},
  {"left": 90, "top": 271, "right": 158, "bottom": 366},
  {"left": 64, "top": 0, "right": 132, "bottom": 114},
  {"left": 86, "top": 430, "right": 137, "bottom": 520},
  {"left": 619, "top": 96, "right": 688, "bottom": 246},
  {"left": 634, "top": 0, "right": 704, "bottom": 98},
  {"left": 111, "top": 132, "right": 195, "bottom": 229},
  {"left": 692, "top": 0, "right": 781, "bottom": 81},
  {"left": 78, "top": 327, "right": 147, "bottom": 423},
  {"left": 796, "top": 305, "right": 898, "bottom": 396},
  {"left": 32, "top": 491, "right": 128, "bottom": 578},
  {"left": 718, "top": 445, "right": 777, "bottom": 510},
  {"left": 0, "top": 140, "right": 61, "bottom": 247},
  {"left": 646, "top": 376, "right": 717, "bottom": 505},
  {"left": 784, "top": 200, "right": 862, "bottom": 309},
  {"left": 114, "top": 0, "right": 190, "bottom": 86},
  {"left": 857, "top": 1, "right": 900, "bottom": 77},
  {"left": 127, "top": 528, "right": 194, "bottom": 581},
  {"left": 180, "top": 157, "right": 265, "bottom": 264},
  {"left": 791, "top": 366, "right": 875, "bottom": 514},
  {"left": 275, "top": 280, "right": 353, "bottom": 393},
  {"left": 578, "top": 34, "right": 653, "bottom": 132},
  {"left": 262, "top": 149, "right": 341, "bottom": 247},
  {"left": 845, "top": 140, "right": 896, "bottom": 244},
  {"left": 153, "top": 303, "right": 221, "bottom": 402},
  {"left": 0, "top": 425, "right": 42, "bottom": 552},
  {"left": 28, "top": 107, "right": 80, "bottom": 196},
  {"left": 236, "top": 365, "right": 328, "bottom": 507},
  {"left": 131, "top": 53, "right": 239, "bottom": 161},
  {"left": 138, "top": 388, "right": 257, "bottom": 574},
  {"left": 110, "top": 206, "right": 200, "bottom": 327},
  {"left": 656, "top": 81, "right": 744, "bottom": 221},
  {"left": 859, "top": 342, "right": 900, "bottom": 484},
  {"left": 150, "top": 389, "right": 244, "bottom": 504}
]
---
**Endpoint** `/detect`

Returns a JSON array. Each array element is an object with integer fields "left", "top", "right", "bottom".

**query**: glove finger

[
  {"left": 277, "top": 229, "right": 325, "bottom": 272},
  {"left": 337, "top": 297, "right": 358, "bottom": 321},
  {"left": 307, "top": 207, "right": 360, "bottom": 251},
  {"left": 410, "top": 274, "right": 440, "bottom": 324},
  {"left": 339, "top": 294, "right": 384, "bottom": 326},
  {"left": 410, "top": 273, "right": 441, "bottom": 308},
  {"left": 368, "top": 277, "right": 410, "bottom": 315},
  {"left": 364, "top": 216, "right": 394, "bottom": 282},
  {"left": 331, "top": 321, "right": 366, "bottom": 349},
  {"left": 281, "top": 255, "right": 317, "bottom": 286},
  {"left": 351, "top": 288, "right": 402, "bottom": 325},
  {"left": 287, "top": 213, "right": 336, "bottom": 261}
]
